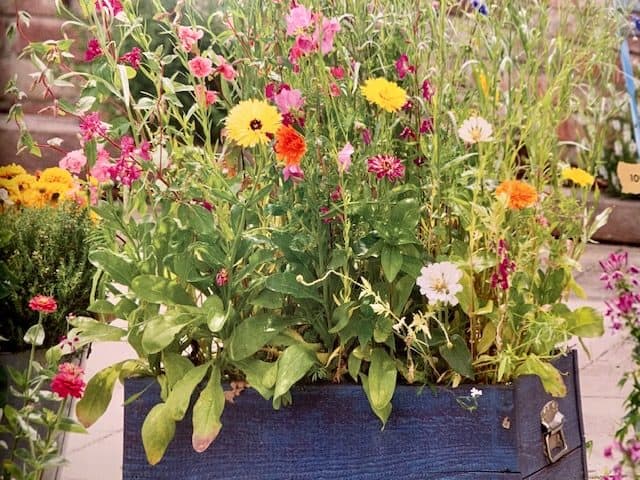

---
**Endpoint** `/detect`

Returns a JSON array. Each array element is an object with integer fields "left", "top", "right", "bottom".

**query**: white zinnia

[
  {"left": 457, "top": 116, "right": 493, "bottom": 144},
  {"left": 0, "top": 188, "right": 14, "bottom": 206},
  {"left": 416, "top": 261, "right": 463, "bottom": 306}
]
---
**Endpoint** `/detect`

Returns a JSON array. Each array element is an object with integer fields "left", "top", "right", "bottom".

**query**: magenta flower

[
  {"left": 490, "top": 239, "right": 516, "bottom": 290},
  {"left": 367, "top": 154, "right": 405, "bottom": 182},
  {"left": 136, "top": 141, "right": 152, "bottom": 162},
  {"left": 273, "top": 88, "right": 304, "bottom": 115},
  {"left": 108, "top": 158, "right": 141, "bottom": 187},
  {"left": 216, "top": 268, "right": 229, "bottom": 287},
  {"left": 330, "top": 186, "right": 342, "bottom": 202},
  {"left": 119, "top": 47, "right": 142, "bottom": 69},
  {"left": 314, "top": 17, "right": 341, "bottom": 54},
  {"left": 84, "top": 38, "right": 102, "bottom": 62},
  {"left": 395, "top": 54, "right": 415, "bottom": 80},
  {"left": 188, "top": 56, "right": 213, "bottom": 78},
  {"left": 422, "top": 79, "right": 434, "bottom": 101},
  {"left": 79, "top": 112, "right": 107, "bottom": 141},
  {"left": 177, "top": 26, "right": 203, "bottom": 52},
  {"left": 330, "top": 66, "right": 345, "bottom": 80},
  {"left": 337, "top": 142, "right": 354, "bottom": 172},
  {"left": 286, "top": 5, "right": 313, "bottom": 36},
  {"left": 399, "top": 126, "right": 417, "bottom": 141},
  {"left": 361, "top": 128, "right": 372, "bottom": 146},
  {"left": 59, "top": 149, "right": 87, "bottom": 174},
  {"left": 283, "top": 164, "right": 305, "bottom": 183},
  {"left": 95, "top": 0, "right": 123, "bottom": 15},
  {"left": 420, "top": 117, "right": 434, "bottom": 134},
  {"left": 329, "top": 83, "right": 341, "bottom": 97}
]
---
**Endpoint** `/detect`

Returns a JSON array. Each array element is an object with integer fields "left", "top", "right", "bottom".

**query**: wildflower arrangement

[
  {"left": 0, "top": 296, "right": 87, "bottom": 480},
  {"left": 600, "top": 252, "right": 640, "bottom": 480},
  {"left": 15, "top": 0, "right": 621, "bottom": 464}
]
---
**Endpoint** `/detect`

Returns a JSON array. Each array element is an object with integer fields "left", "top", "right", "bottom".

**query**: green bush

[{"left": 0, "top": 205, "right": 95, "bottom": 352}]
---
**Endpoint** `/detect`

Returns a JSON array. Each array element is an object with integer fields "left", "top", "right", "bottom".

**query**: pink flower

[
  {"left": 188, "top": 56, "right": 213, "bottom": 78},
  {"left": 119, "top": 47, "right": 142, "bottom": 69},
  {"left": 195, "top": 84, "right": 218, "bottom": 106},
  {"left": 59, "top": 149, "right": 87, "bottom": 174},
  {"left": 84, "top": 38, "right": 102, "bottom": 62},
  {"left": 177, "top": 26, "right": 203, "bottom": 52},
  {"left": 273, "top": 88, "right": 304, "bottom": 115},
  {"left": 361, "top": 128, "right": 372, "bottom": 146},
  {"left": 283, "top": 164, "right": 305, "bottom": 183},
  {"left": 79, "top": 112, "right": 107, "bottom": 141},
  {"left": 330, "top": 186, "right": 342, "bottom": 202},
  {"left": 330, "top": 66, "right": 345, "bottom": 80},
  {"left": 329, "top": 83, "right": 341, "bottom": 97},
  {"left": 28, "top": 295, "right": 57, "bottom": 313},
  {"left": 95, "top": 0, "right": 123, "bottom": 15},
  {"left": 337, "top": 142, "right": 354, "bottom": 172},
  {"left": 422, "top": 79, "right": 434, "bottom": 101},
  {"left": 216, "top": 268, "right": 229, "bottom": 287},
  {"left": 286, "top": 5, "right": 313, "bottom": 36},
  {"left": 136, "top": 141, "right": 152, "bottom": 162},
  {"left": 490, "top": 239, "right": 516, "bottom": 290},
  {"left": 51, "top": 363, "right": 86, "bottom": 399},
  {"left": 90, "top": 147, "right": 113, "bottom": 182},
  {"left": 399, "top": 126, "right": 417, "bottom": 141},
  {"left": 216, "top": 57, "right": 237, "bottom": 81},
  {"left": 294, "top": 34, "right": 316, "bottom": 55},
  {"left": 395, "top": 54, "right": 415, "bottom": 80},
  {"left": 314, "top": 17, "right": 340, "bottom": 54},
  {"left": 367, "top": 154, "right": 405, "bottom": 182},
  {"left": 420, "top": 117, "right": 434, "bottom": 134},
  {"left": 108, "top": 157, "right": 141, "bottom": 187}
]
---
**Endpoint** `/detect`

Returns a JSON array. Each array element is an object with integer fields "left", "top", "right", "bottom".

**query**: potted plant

[{"left": 17, "top": 0, "right": 621, "bottom": 478}]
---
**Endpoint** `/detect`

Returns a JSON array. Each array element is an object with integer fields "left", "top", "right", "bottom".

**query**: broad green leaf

[
  {"left": 89, "top": 250, "right": 138, "bottom": 285},
  {"left": 273, "top": 345, "right": 316, "bottom": 403},
  {"left": 76, "top": 365, "right": 120, "bottom": 427},
  {"left": 163, "top": 353, "right": 194, "bottom": 390},
  {"left": 165, "top": 363, "right": 210, "bottom": 421},
  {"left": 57, "top": 417, "right": 88, "bottom": 434},
  {"left": 348, "top": 351, "right": 362, "bottom": 382},
  {"left": 476, "top": 322, "right": 497, "bottom": 355},
  {"left": 141, "top": 312, "right": 200, "bottom": 354},
  {"left": 249, "top": 289, "right": 283, "bottom": 309},
  {"left": 142, "top": 403, "right": 176, "bottom": 465},
  {"left": 373, "top": 317, "right": 394, "bottom": 343},
  {"left": 131, "top": 275, "right": 194, "bottom": 306},
  {"left": 233, "top": 359, "right": 278, "bottom": 399},
  {"left": 516, "top": 355, "right": 567, "bottom": 397},
  {"left": 566, "top": 307, "right": 604, "bottom": 338},
  {"left": 87, "top": 299, "right": 116, "bottom": 314},
  {"left": 439, "top": 334, "right": 474, "bottom": 379},
  {"left": 361, "top": 374, "right": 392, "bottom": 425},
  {"left": 23, "top": 323, "right": 45, "bottom": 346},
  {"left": 227, "top": 315, "right": 296, "bottom": 361},
  {"left": 368, "top": 348, "right": 397, "bottom": 411},
  {"left": 391, "top": 275, "right": 415, "bottom": 316},
  {"left": 329, "top": 302, "right": 353, "bottom": 333},
  {"left": 265, "top": 273, "right": 323, "bottom": 303},
  {"left": 192, "top": 366, "right": 225, "bottom": 453},
  {"left": 69, "top": 317, "right": 125, "bottom": 342},
  {"left": 203, "top": 295, "right": 226, "bottom": 332},
  {"left": 456, "top": 271, "right": 476, "bottom": 316},
  {"left": 381, "top": 245, "right": 403, "bottom": 283}
]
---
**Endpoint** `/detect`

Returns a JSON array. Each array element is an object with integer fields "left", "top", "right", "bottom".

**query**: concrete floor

[{"left": 58, "top": 243, "right": 640, "bottom": 480}]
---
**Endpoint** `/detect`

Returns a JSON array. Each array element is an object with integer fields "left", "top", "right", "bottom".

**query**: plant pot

[{"left": 122, "top": 350, "right": 587, "bottom": 479}]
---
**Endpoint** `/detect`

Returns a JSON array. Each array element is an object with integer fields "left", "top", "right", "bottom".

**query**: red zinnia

[
  {"left": 28, "top": 295, "right": 57, "bottom": 314},
  {"left": 51, "top": 363, "right": 86, "bottom": 399},
  {"left": 274, "top": 125, "right": 306, "bottom": 166},
  {"left": 367, "top": 154, "right": 405, "bottom": 182}
]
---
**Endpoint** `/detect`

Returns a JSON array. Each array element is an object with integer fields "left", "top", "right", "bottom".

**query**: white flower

[
  {"left": 457, "top": 116, "right": 493, "bottom": 144},
  {"left": 470, "top": 387, "right": 483, "bottom": 398},
  {"left": 0, "top": 188, "right": 14, "bottom": 206},
  {"left": 416, "top": 261, "right": 463, "bottom": 306}
]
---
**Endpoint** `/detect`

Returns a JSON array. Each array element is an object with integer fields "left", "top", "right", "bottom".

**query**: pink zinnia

[
  {"left": 59, "top": 149, "right": 87, "bottom": 174},
  {"left": 395, "top": 54, "right": 415, "bottom": 80},
  {"left": 337, "top": 142, "right": 354, "bottom": 172},
  {"left": 216, "top": 57, "right": 237, "bottom": 81},
  {"left": 283, "top": 164, "right": 305, "bottom": 183},
  {"left": 84, "top": 38, "right": 102, "bottom": 62},
  {"left": 51, "top": 363, "right": 86, "bottom": 399},
  {"left": 28, "top": 295, "right": 57, "bottom": 314},
  {"left": 79, "top": 112, "right": 107, "bottom": 141},
  {"left": 367, "top": 155, "right": 405, "bottom": 182},
  {"left": 314, "top": 17, "right": 340, "bottom": 55},
  {"left": 177, "top": 26, "right": 203, "bottom": 52},
  {"left": 90, "top": 147, "right": 112, "bottom": 182},
  {"left": 273, "top": 88, "right": 304, "bottom": 115},
  {"left": 286, "top": 5, "right": 313, "bottom": 36},
  {"left": 95, "top": 0, "right": 123, "bottom": 15},
  {"left": 119, "top": 47, "right": 142, "bottom": 69},
  {"left": 188, "top": 56, "right": 213, "bottom": 78}
]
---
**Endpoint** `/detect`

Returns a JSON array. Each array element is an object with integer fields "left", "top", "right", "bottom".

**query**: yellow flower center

[
  {"left": 470, "top": 126, "right": 483, "bottom": 142},
  {"left": 431, "top": 276, "right": 448, "bottom": 294}
]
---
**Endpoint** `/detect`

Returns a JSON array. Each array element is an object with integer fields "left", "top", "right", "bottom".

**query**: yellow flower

[
  {"left": 561, "top": 167, "right": 594, "bottom": 188},
  {"left": 225, "top": 99, "right": 282, "bottom": 148},
  {"left": 0, "top": 178, "right": 21, "bottom": 202},
  {"left": 21, "top": 187, "right": 46, "bottom": 208},
  {"left": 361, "top": 78, "right": 408, "bottom": 112},
  {"left": 39, "top": 167, "right": 74, "bottom": 188},
  {"left": 0, "top": 163, "right": 27, "bottom": 180},
  {"left": 41, "top": 181, "right": 71, "bottom": 206},
  {"left": 13, "top": 173, "right": 37, "bottom": 193}
]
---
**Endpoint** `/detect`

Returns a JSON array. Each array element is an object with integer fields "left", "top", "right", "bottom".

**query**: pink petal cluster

[
  {"left": 95, "top": 0, "right": 123, "bottom": 15},
  {"left": 59, "top": 149, "right": 87, "bottom": 174},
  {"left": 79, "top": 112, "right": 107, "bottom": 141},
  {"left": 28, "top": 295, "right": 57, "bottom": 314},
  {"left": 285, "top": 5, "right": 314, "bottom": 36},
  {"left": 51, "top": 363, "right": 86, "bottom": 399},
  {"left": 90, "top": 147, "right": 112, "bottom": 182},
  {"left": 395, "top": 54, "right": 416, "bottom": 79},
  {"left": 283, "top": 164, "right": 304, "bottom": 183},
  {"left": 330, "top": 66, "right": 345, "bottom": 80},
  {"left": 337, "top": 142, "right": 354, "bottom": 172},
  {"left": 84, "top": 38, "right": 102, "bottom": 62},
  {"left": 188, "top": 56, "right": 214, "bottom": 78},
  {"left": 286, "top": 5, "right": 340, "bottom": 66},
  {"left": 106, "top": 136, "right": 147, "bottom": 186},
  {"left": 216, "top": 268, "right": 229, "bottom": 287},
  {"left": 422, "top": 79, "right": 435, "bottom": 102},
  {"left": 273, "top": 88, "right": 304, "bottom": 115},
  {"left": 216, "top": 56, "right": 237, "bottom": 81},
  {"left": 367, "top": 154, "right": 405, "bottom": 182},
  {"left": 314, "top": 17, "right": 341, "bottom": 55},
  {"left": 490, "top": 239, "right": 516, "bottom": 290},
  {"left": 119, "top": 47, "right": 142, "bottom": 69},
  {"left": 195, "top": 84, "right": 218, "bottom": 107},
  {"left": 178, "top": 26, "right": 204, "bottom": 52}
]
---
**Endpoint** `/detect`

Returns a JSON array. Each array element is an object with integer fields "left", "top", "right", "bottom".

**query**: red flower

[
  {"left": 119, "top": 47, "right": 142, "bottom": 69},
  {"left": 28, "top": 295, "right": 57, "bottom": 314},
  {"left": 95, "top": 0, "right": 123, "bottom": 15},
  {"left": 395, "top": 54, "right": 415, "bottom": 80},
  {"left": 330, "top": 66, "right": 345, "bottom": 80},
  {"left": 84, "top": 38, "right": 103, "bottom": 62},
  {"left": 51, "top": 363, "right": 86, "bottom": 399},
  {"left": 79, "top": 112, "right": 107, "bottom": 141},
  {"left": 367, "top": 154, "right": 405, "bottom": 182}
]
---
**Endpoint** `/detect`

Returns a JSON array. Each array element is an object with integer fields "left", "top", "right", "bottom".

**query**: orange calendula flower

[
  {"left": 274, "top": 125, "right": 306, "bottom": 166},
  {"left": 495, "top": 180, "right": 538, "bottom": 210}
]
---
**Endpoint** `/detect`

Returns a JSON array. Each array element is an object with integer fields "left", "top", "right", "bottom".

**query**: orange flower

[
  {"left": 495, "top": 180, "right": 538, "bottom": 210},
  {"left": 274, "top": 125, "right": 306, "bottom": 166}
]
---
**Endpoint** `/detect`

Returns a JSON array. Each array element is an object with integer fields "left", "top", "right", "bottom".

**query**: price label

[{"left": 618, "top": 161, "right": 640, "bottom": 194}]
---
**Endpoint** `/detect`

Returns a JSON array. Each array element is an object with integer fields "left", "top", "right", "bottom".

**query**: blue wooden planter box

[{"left": 123, "top": 350, "right": 586, "bottom": 479}]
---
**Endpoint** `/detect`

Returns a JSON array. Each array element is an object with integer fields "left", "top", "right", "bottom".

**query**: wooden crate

[{"left": 123, "top": 350, "right": 586, "bottom": 479}]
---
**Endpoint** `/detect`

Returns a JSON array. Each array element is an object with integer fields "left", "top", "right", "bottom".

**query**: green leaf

[
  {"left": 192, "top": 366, "right": 225, "bottom": 453},
  {"left": 131, "top": 275, "right": 194, "bottom": 306},
  {"left": 23, "top": 323, "right": 45, "bottom": 346},
  {"left": 163, "top": 353, "right": 194, "bottom": 390},
  {"left": 165, "top": 363, "right": 210, "bottom": 421},
  {"left": 477, "top": 322, "right": 496, "bottom": 355},
  {"left": 142, "top": 403, "right": 176, "bottom": 465},
  {"left": 273, "top": 345, "right": 316, "bottom": 404},
  {"left": 391, "top": 275, "right": 415, "bottom": 316},
  {"left": 456, "top": 271, "right": 477, "bottom": 316},
  {"left": 76, "top": 365, "right": 120, "bottom": 427},
  {"left": 203, "top": 295, "right": 226, "bottom": 332},
  {"left": 367, "top": 348, "right": 397, "bottom": 411},
  {"left": 227, "top": 315, "right": 296, "bottom": 361},
  {"left": 57, "top": 417, "right": 88, "bottom": 434},
  {"left": 87, "top": 299, "right": 116, "bottom": 314},
  {"left": 248, "top": 290, "right": 283, "bottom": 309},
  {"left": 381, "top": 245, "right": 403, "bottom": 283},
  {"left": 265, "top": 273, "right": 323, "bottom": 303},
  {"left": 89, "top": 250, "right": 138, "bottom": 285},
  {"left": 361, "top": 374, "right": 392, "bottom": 425},
  {"left": 373, "top": 317, "right": 394, "bottom": 343},
  {"left": 439, "top": 335, "right": 474, "bottom": 379},
  {"left": 329, "top": 302, "right": 353, "bottom": 333},
  {"left": 233, "top": 359, "right": 277, "bottom": 399},
  {"left": 69, "top": 317, "right": 125, "bottom": 342},
  {"left": 516, "top": 355, "right": 567, "bottom": 397},
  {"left": 348, "top": 351, "right": 362, "bottom": 382},
  {"left": 141, "top": 312, "right": 198, "bottom": 354},
  {"left": 566, "top": 307, "right": 604, "bottom": 338}
]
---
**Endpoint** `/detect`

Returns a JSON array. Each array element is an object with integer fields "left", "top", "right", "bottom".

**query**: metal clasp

[{"left": 540, "top": 400, "right": 568, "bottom": 463}]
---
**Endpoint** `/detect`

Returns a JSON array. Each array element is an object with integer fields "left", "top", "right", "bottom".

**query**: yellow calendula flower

[
  {"left": 0, "top": 163, "right": 27, "bottom": 180},
  {"left": 225, "top": 99, "right": 282, "bottom": 148},
  {"left": 0, "top": 178, "right": 21, "bottom": 203},
  {"left": 13, "top": 173, "right": 37, "bottom": 193},
  {"left": 39, "top": 167, "right": 74, "bottom": 188},
  {"left": 361, "top": 78, "right": 408, "bottom": 112},
  {"left": 21, "top": 187, "right": 46, "bottom": 208},
  {"left": 561, "top": 167, "right": 594, "bottom": 188},
  {"left": 41, "top": 181, "right": 71, "bottom": 205}
]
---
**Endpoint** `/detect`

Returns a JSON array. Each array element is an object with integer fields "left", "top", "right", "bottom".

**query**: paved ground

[{"left": 57, "top": 243, "right": 640, "bottom": 480}]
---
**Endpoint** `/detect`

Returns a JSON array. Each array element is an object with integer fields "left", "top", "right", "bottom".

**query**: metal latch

[{"left": 540, "top": 400, "right": 568, "bottom": 463}]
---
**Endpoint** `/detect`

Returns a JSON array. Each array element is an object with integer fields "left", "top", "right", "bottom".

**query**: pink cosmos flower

[
  {"left": 95, "top": 0, "right": 123, "bottom": 15},
  {"left": 330, "top": 66, "right": 345, "bottom": 80},
  {"left": 90, "top": 147, "right": 113, "bottom": 182},
  {"left": 84, "top": 38, "right": 102, "bottom": 62},
  {"left": 286, "top": 5, "right": 313, "bottom": 36},
  {"left": 177, "top": 26, "right": 204, "bottom": 53},
  {"left": 119, "top": 47, "right": 142, "bottom": 69},
  {"left": 195, "top": 84, "right": 218, "bottom": 106},
  {"left": 337, "top": 142, "right": 354, "bottom": 172},
  {"left": 367, "top": 155, "right": 405, "bottom": 182},
  {"left": 51, "top": 363, "right": 86, "bottom": 399},
  {"left": 188, "top": 56, "right": 213, "bottom": 78},
  {"left": 395, "top": 54, "right": 415, "bottom": 79},
  {"left": 314, "top": 17, "right": 340, "bottom": 54},
  {"left": 216, "top": 57, "right": 237, "bottom": 81},
  {"left": 59, "top": 149, "right": 87, "bottom": 174},
  {"left": 283, "top": 164, "right": 305, "bottom": 183},
  {"left": 79, "top": 112, "right": 107, "bottom": 141},
  {"left": 273, "top": 88, "right": 304, "bottom": 115}
]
